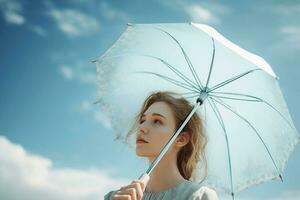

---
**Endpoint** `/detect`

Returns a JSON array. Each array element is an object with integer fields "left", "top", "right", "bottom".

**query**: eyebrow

[{"left": 141, "top": 113, "right": 166, "bottom": 119}]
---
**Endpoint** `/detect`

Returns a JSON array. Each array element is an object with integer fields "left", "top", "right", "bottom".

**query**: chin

[
  {"left": 135, "top": 148, "right": 158, "bottom": 158},
  {"left": 136, "top": 147, "right": 150, "bottom": 157},
  {"left": 135, "top": 149, "right": 147, "bottom": 157}
]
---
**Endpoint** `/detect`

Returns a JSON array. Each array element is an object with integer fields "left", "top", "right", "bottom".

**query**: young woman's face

[{"left": 135, "top": 101, "right": 177, "bottom": 158}]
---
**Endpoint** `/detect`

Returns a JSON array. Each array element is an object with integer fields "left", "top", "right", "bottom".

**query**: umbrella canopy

[{"left": 95, "top": 22, "right": 299, "bottom": 197}]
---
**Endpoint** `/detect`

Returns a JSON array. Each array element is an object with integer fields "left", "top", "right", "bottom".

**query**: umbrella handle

[{"left": 138, "top": 173, "right": 150, "bottom": 191}]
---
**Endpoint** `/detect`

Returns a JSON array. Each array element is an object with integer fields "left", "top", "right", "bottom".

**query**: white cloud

[
  {"left": 59, "top": 63, "right": 109, "bottom": 128},
  {"left": 275, "top": 190, "right": 300, "bottom": 200},
  {"left": 31, "top": 25, "right": 47, "bottom": 37},
  {"left": 94, "top": 110, "right": 112, "bottom": 129},
  {"left": 3, "top": 10, "right": 24, "bottom": 24},
  {"left": 80, "top": 100, "right": 92, "bottom": 112},
  {"left": 60, "top": 65, "right": 74, "bottom": 80},
  {"left": 48, "top": 7, "right": 100, "bottom": 37},
  {"left": 59, "top": 65, "right": 96, "bottom": 84},
  {"left": 78, "top": 99, "right": 112, "bottom": 129},
  {"left": 185, "top": 4, "right": 219, "bottom": 24},
  {"left": 64, "top": 0, "right": 129, "bottom": 21},
  {"left": 1, "top": 135, "right": 300, "bottom": 200},
  {"left": 0, "top": 0, "right": 47, "bottom": 37},
  {"left": 161, "top": 1, "right": 230, "bottom": 25},
  {"left": 0, "top": 0, "right": 25, "bottom": 25},
  {"left": 274, "top": 3, "right": 300, "bottom": 16},
  {"left": 78, "top": 72, "right": 96, "bottom": 84},
  {"left": 59, "top": 63, "right": 106, "bottom": 127},
  {"left": 268, "top": 3, "right": 300, "bottom": 49},
  {"left": 0, "top": 135, "right": 127, "bottom": 200},
  {"left": 280, "top": 26, "right": 300, "bottom": 48},
  {"left": 99, "top": 1, "right": 129, "bottom": 21}
]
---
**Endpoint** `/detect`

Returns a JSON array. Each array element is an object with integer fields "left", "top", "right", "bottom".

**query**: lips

[{"left": 136, "top": 136, "right": 148, "bottom": 144}]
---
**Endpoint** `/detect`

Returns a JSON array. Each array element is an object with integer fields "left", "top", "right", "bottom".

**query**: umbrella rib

[
  {"left": 144, "top": 55, "right": 201, "bottom": 92},
  {"left": 204, "top": 99, "right": 207, "bottom": 127},
  {"left": 207, "top": 97, "right": 226, "bottom": 132},
  {"left": 135, "top": 71, "right": 200, "bottom": 93},
  {"left": 209, "top": 69, "right": 261, "bottom": 92},
  {"left": 185, "top": 93, "right": 202, "bottom": 99},
  {"left": 210, "top": 94, "right": 260, "bottom": 102},
  {"left": 205, "top": 38, "right": 216, "bottom": 88},
  {"left": 98, "top": 53, "right": 201, "bottom": 92},
  {"left": 207, "top": 98, "right": 235, "bottom": 195},
  {"left": 155, "top": 27, "right": 204, "bottom": 90},
  {"left": 211, "top": 96, "right": 282, "bottom": 178},
  {"left": 210, "top": 91, "right": 295, "bottom": 130},
  {"left": 180, "top": 91, "right": 200, "bottom": 96}
]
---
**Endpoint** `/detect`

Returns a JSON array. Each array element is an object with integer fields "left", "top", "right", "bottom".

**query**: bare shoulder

[{"left": 190, "top": 186, "right": 219, "bottom": 200}]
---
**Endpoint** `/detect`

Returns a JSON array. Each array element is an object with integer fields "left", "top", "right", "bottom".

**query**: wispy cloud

[
  {"left": 0, "top": 135, "right": 127, "bottom": 200},
  {"left": 58, "top": 63, "right": 111, "bottom": 128},
  {"left": 59, "top": 64, "right": 96, "bottom": 84},
  {"left": 99, "top": 1, "right": 129, "bottom": 21},
  {"left": 78, "top": 99, "right": 112, "bottom": 129},
  {"left": 94, "top": 110, "right": 112, "bottom": 129},
  {"left": 161, "top": 0, "right": 230, "bottom": 25},
  {"left": 80, "top": 100, "right": 92, "bottom": 112},
  {"left": 0, "top": 0, "right": 48, "bottom": 37},
  {"left": 30, "top": 25, "right": 48, "bottom": 37},
  {"left": 280, "top": 26, "right": 300, "bottom": 48},
  {"left": 274, "top": 3, "right": 300, "bottom": 16},
  {"left": 184, "top": 4, "right": 219, "bottom": 24},
  {"left": 0, "top": 0, "right": 25, "bottom": 25},
  {"left": 57, "top": 60, "right": 112, "bottom": 129},
  {"left": 49, "top": 8, "right": 100, "bottom": 37},
  {"left": 270, "top": 3, "right": 300, "bottom": 49},
  {"left": 47, "top": 3, "right": 100, "bottom": 37},
  {"left": 60, "top": 65, "right": 74, "bottom": 80},
  {"left": 65, "top": 0, "right": 129, "bottom": 21}
]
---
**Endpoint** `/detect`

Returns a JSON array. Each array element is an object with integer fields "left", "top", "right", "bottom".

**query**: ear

[{"left": 175, "top": 131, "right": 190, "bottom": 147}]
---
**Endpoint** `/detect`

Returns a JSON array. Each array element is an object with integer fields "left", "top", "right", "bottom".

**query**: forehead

[{"left": 143, "top": 102, "right": 173, "bottom": 117}]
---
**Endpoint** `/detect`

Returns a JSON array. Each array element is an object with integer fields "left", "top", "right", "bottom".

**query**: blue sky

[{"left": 0, "top": 0, "right": 299, "bottom": 199}]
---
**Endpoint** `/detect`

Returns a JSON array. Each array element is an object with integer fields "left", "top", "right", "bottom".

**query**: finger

[
  {"left": 132, "top": 180, "right": 145, "bottom": 191},
  {"left": 130, "top": 182, "right": 143, "bottom": 200},
  {"left": 113, "top": 194, "right": 131, "bottom": 200},
  {"left": 116, "top": 188, "right": 137, "bottom": 200},
  {"left": 120, "top": 181, "right": 143, "bottom": 192}
]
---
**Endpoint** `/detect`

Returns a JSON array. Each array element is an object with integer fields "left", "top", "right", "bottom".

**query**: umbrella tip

[
  {"left": 231, "top": 192, "right": 235, "bottom": 200},
  {"left": 279, "top": 174, "right": 283, "bottom": 182}
]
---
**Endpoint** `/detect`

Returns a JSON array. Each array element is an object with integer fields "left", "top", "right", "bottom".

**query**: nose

[{"left": 139, "top": 124, "right": 148, "bottom": 134}]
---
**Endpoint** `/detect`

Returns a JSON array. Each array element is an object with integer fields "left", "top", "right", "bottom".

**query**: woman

[{"left": 104, "top": 91, "right": 219, "bottom": 200}]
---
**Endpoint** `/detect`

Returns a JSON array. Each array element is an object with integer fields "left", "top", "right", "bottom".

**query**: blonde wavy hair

[{"left": 126, "top": 91, "right": 208, "bottom": 181}]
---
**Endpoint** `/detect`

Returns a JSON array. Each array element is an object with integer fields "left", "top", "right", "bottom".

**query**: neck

[{"left": 145, "top": 151, "right": 186, "bottom": 192}]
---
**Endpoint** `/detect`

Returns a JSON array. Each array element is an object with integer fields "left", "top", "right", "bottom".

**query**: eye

[
  {"left": 154, "top": 119, "right": 162, "bottom": 125},
  {"left": 139, "top": 118, "right": 162, "bottom": 125}
]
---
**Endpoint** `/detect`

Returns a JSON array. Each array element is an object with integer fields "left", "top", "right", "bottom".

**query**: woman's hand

[{"left": 112, "top": 180, "right": 145, "bottom": 200}]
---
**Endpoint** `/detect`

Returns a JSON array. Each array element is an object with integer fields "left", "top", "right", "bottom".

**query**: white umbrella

[{"left": 95, "top": 22, "right": 299, "bottom": 198}]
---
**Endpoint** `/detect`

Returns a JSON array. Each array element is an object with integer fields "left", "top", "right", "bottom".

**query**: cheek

[
  {"left": 151, "top": 125, "right": 174, "bottom": 143},
  {"left": 149, "top": 134, "right": 169, "bottom": 152}
]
